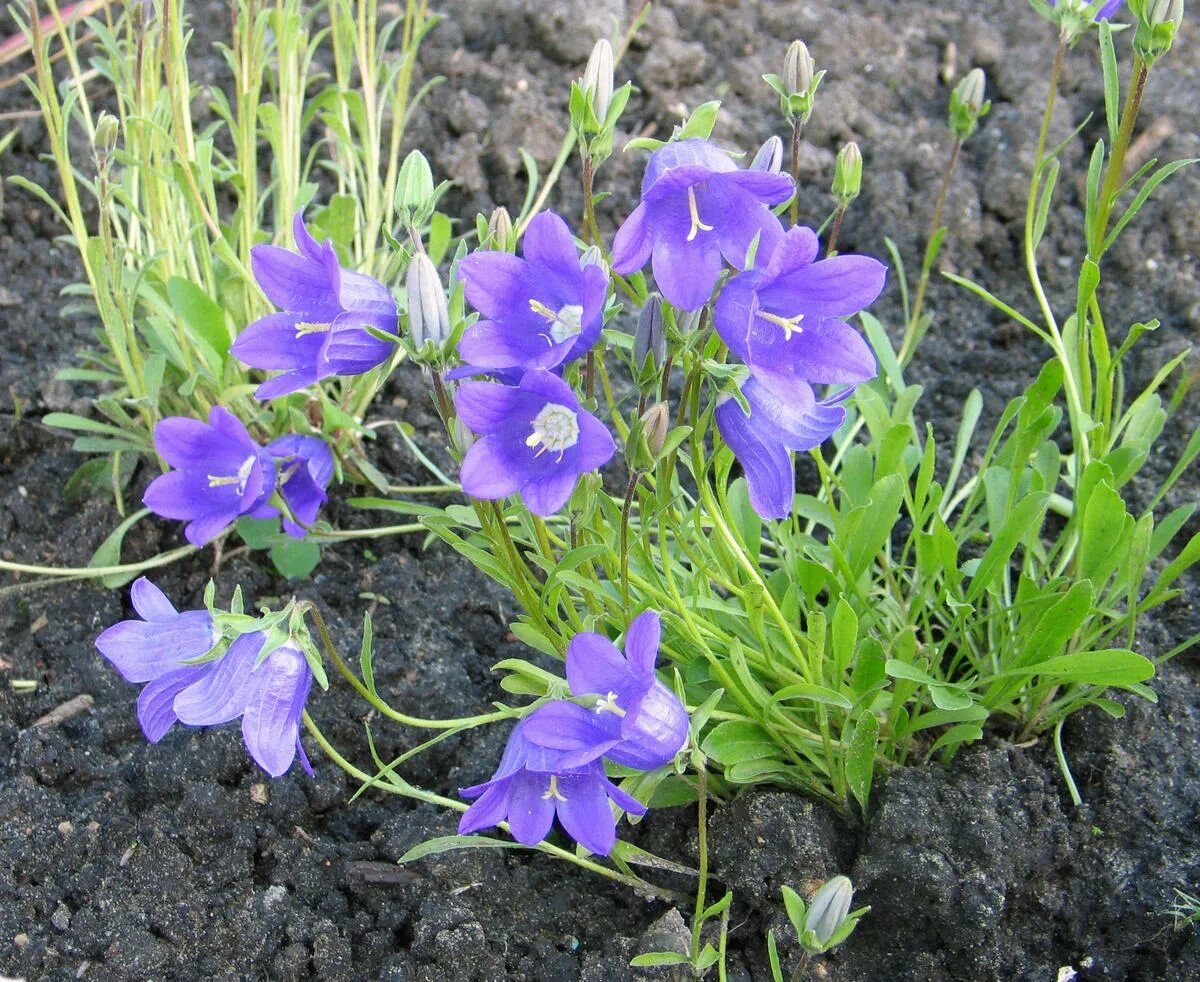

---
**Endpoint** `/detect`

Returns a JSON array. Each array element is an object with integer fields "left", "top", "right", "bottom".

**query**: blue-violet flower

[
  {"left": 611, "top": 138, "right": 793, "bottom": 311},
  {"left": 231, "top": 211, "right": 398, "bottom": 399},
  {"left": 455, "top": 369, "right": 615, "bottom": 516},
  {"left": 265, "top": 434, "right": 335, "bottom": 538},
  {"left": 143, "top": 406, "right": 277, "bottom": 546}
]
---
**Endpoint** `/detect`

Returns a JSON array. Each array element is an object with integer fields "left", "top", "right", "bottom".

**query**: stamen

[
  {"left": 541, "top": 776, "right": 567, "bottom": 802},
  {"left": 759, "top": 310, "right": 805, "bottom": 340},
  {"left": 525, "top": 403, "right": 580, "bottom": 462},
  {"left": 529, "top": 300, "right": 586, "bottom": 344},
  {"left": 293, "top": 321, "right": 332, "bottom": 338},
  {"left": 593, "top": 691, "right": 626, "bottom": 718},
  {"left": 206, "top": 456, "right": 257, "bottom": 494},
  {"left": 686, "top": 186, "right": 714, "bottom": 242}
]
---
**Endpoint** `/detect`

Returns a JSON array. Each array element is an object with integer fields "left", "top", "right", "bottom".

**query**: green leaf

[
  {"left": 629, "top": 952, "right": 692, "bottom": 967},
  {"left": 700, "top": 722, "right": 776, "bottom": 767},
  {"left": 270, "top": 537, "right": 321, "bottom": 579},
  {"left": 397, "top": 834, "right": 528, "bottom": 864},
  {"left": 88, "top": 507, "right": 152, "bottom": 588},
  {"left": 166, "top": 276, "right": 231, "bottom": 369},
  {"left": 965, "top": 492, "right": 1049, "bottom": 603},
  {"left": 359, "top": 611, "right": 377, "bottom": 698},
  {"left": 676, "top": 100, "right": 721, "bottom": 141},
  {"left": 997, "top": 649, "right": 1154, "bottom": 688},
  {"left": 781, "top": 885, "right": 807, "bottom": 932},
  {"left": 767, "top": 931, "right": 784, "bottom": 982},
  {"left": 845, "top": 712, "right": 879, "bottom": 815},
  {"left": 236, "top": 516, "right": 280, "bottom": 550},
  {"left": 1078, "top": 481, "right": 1130, "bottom": 586}
]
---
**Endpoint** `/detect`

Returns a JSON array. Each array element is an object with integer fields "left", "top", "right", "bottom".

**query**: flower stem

[
  {"left": 620, "top": 471, "right": 641, "bottom": 618},
  {"left": 690, "top": 760, "right": 710, "bottom": 963},
  {"left": 825, "top": 205, "right": 846, "bottom": 257},
  {"left": 789, "top": 118, "right": 803, "bottom": 226},
  {"left": 1089, "top": 54, "right": 1149, "bottom": 260}
]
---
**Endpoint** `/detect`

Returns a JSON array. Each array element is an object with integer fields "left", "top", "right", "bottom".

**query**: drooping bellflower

[
  {"left": 458, "top": 718, "right": 646, "bottom": 856},
  {"left": 456, "top": 211, "right": 608, "bottom": 375},
  {"left": 94, "top": 577, "right": 220, "bottom": 742},
  {"left": 265, "top": 435, "right": 335, "bottom": 538},
  {"left": 143, "top": 406, "right": 277, "bottom": 546},
  {"left": 454, "top": 369, "right": 615, "bottom": 516},
  {"left": 611, "top": 138, "right": 793, "bottom": 311},
  {"left": 1049, "top": 0, "right": 1125, "bottom": 20},
  {"left": 523, "top": 610, "right": 690, "bottom": 770},
  {"left": 231, "top": 211, "right": 398, "bottom": 399}
]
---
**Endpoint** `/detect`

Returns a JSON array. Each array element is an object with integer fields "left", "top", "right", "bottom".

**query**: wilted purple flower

[
  {"left": 714, "top": 225, "right": 884, "bottom": 406},
  {"left": 523, "top": 610, "right": 689, "bottom": 771},
  {"left": 716, "top": 378, "right": 856, "bottom": 519},
  {"left": 1049, "top": 0, "right": 1125, "bottom": 19},
  {"left": 143, "top": 406, "right": 277, "bottom": 547},
  {"left": 94, "top": 577, "right": 219, "bottom": 742},
  {"left": 173, "top": 632, "right": 314, "bottom": 778},
  {"left": 611, "top": 138, "right": 793, "bottom": 311},
  {"left": 458, "top": 718, "right": 646, "bottom": 856},
  {"left": 455, "top": 369, "right": 615, "bottom": 516},
  {"left": 456, "top": 212, "right": 608, "bottom": 374},
  {"left": 231, "top": 211, "right": 398, "bottom": 399},
  {"left": 265, "top": 435, "right": 335, "bottom": 538}
]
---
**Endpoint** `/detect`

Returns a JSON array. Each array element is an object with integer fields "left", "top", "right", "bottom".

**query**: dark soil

[{"left": 3, "top": 1, "right": 1200, "bottom": 980}]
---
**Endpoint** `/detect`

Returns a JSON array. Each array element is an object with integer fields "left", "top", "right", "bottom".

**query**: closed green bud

[
  {"left": 406, "top": 253, "right": 451, "bottom": 354},
  {"left": 1134, "top": 0, "right": 1184, "bottom": 61},
  {"left": 832, "top": 142, "right": 863, "bottom": 204},
  {"left": 750, "top": 135, "right": 784, "bottom": 174},
  {"left": 486, "top": 206, "right": 514, "bottom": 251},
  {"left": 580, "top": 245, "right": 608, "bottom": 273},
  {"left": 784, "top": 40, "right": 815, "bottom": 98},
  {"left": 582, "top": 39, "right": 615, "bottom": 129},
  {"left": 94, "top": 112, "right": 120, "bottom": 161},
  {"left": 397, "top": 150, "right": 436, "bottom": 224},
  {"left": 763, "top": 39, "right": 824, "bottom": 124},
  {"left": 948, "top": 68, "right": 990, "bottom": 140},
  {"left": 634, "top": 293, "right": 666, "bottom": 375},
  {"left": 804, "top": 876, "right": 854, "bottom": 948},
  {"left": 626, "top": 402, "right": 670, "bottom": 472}
]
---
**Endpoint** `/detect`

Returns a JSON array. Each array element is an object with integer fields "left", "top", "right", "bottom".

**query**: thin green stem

[
  {"left": 1089, "top": 55, "right": 1149, "bottom": 260},
  {"left": 690, "top": 761, "right": 709, "bottom": 963}
]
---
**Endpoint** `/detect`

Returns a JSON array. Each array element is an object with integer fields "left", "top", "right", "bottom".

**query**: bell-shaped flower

[
  {"left": 714, "top": 225, "right": 884, "bottom": 408},
  {"left": 94, "top": 577, "right": 220, "bottom": 742},
  {"left": 716, "top": 378, "right": 855, "bottom": 519},
  {"left": 173, "top": 633, "right": 314, "bottom": 778},
  {"left": 611, "top": 138, "right": 793, "bottom": 311},
  {"left": 1050, "top": 0, "right": 1125, "bottom": 20},
  {"left": 231, "top": 211, "right": 398, "bottom": 399},
  {"left": 143, "top": 406, "right": 277, "bottom": 547},
  {"left": 456, "top": 212, "right": 608, "bottom": 375},
  {"left": 458, "top": 718, "right": 646, "bottom": 856},
  {"left": 523, "top": 610, "right": 690, "bottom": 771},
  {"left": 265, "top": 434, "right": 335, "bottom": 538},
  {"left": 455, "top": 369, "right": 615, "bottom": 516}
]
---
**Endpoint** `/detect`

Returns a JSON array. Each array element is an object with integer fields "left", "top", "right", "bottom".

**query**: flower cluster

[
  {"left": 612, "top": 139, "right": 886, "bottom": 518},
  {"left": 95, "top": 578, "right": 313, "bottom": 777},
  {"left": 143, "top": 407, "right": 334, "bottom": 546},
  {"left": 459, "top": 611, "right": 687, "bottom": 855}
]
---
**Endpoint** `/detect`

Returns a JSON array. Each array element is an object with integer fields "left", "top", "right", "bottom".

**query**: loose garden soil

[{"left": 2, "top": 1, "right": 1199, "bottom": 979}]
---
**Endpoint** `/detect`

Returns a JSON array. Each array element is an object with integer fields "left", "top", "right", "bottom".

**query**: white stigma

[
  {"left": 525, "top": 402, "right": 580, "bottom": 461},
  {"left": 541, "top": 776, "right": 568, "bottom": 802},
  {"left": 293, "top": 321, "right": 332, "bottom": 338},
  {"left": 207, "top": 455, "right": 256, "bottom": 494},
  {"left": 593, "top": 691, "right": 626, "bottom": 718},
  {"left": 760, "top": 310, "right": 805, "bottom": 340},
  {"left": 529, "top": 300, "right": 585, "bottom": 344},
  {"left": 686, "top": 186, "right": 714, "bottom": 242}
]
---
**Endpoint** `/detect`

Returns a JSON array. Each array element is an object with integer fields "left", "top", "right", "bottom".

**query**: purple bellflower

[
  {"left": 458, "top": 718, "right": 647, "bottom": 856},
  {"left": 456, "top": 212, "right": 608, "bottom": 375},
  {"left": 172, "top": 632, "right": 314, "bottom": 778},
  {"left": 1050, "top": 0, "right": 1125, "bottom": 19},
  {"left": 455, "top": 369, "right": 615, "bottom": 516},
  {"left": 231, "top": 211, "right": 398, "bottom": 399},
  {"left": 611, "top": 138, "right": 794, "bottom": 311},
  {"left": 714, "top": 225, "right": 885, "bottom": 407},
  {"left": 265, "top": 435, "right": 335, "bottom": 538},
  {"left": 716, "top": 379, "right": 856, "bottom": 519},
  {"left": 143, "top": 406, "right": 277, "bottom": 546},
  {"left": 94, "top": 577, "right": 220, "bottom": 742},
  {"left": 523, "top": 610, "right": 690, "bottom": 771}
]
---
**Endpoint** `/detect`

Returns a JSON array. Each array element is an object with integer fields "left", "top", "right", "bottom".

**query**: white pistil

[
  {"left": 760, "top": 310, "right": 805, "bottom": 340},
  {"left": 525, "top": 403, "right": 580, "bottom": 462},
  {"left": 294, "top": 321, "right": 332, "bottom": 338},
  {"left": 593, "top": 691, "right": 626, "bottom": 718},
  {"left": 541, "top": 776, "right": 567, "bottom": 802},
  {"left": 686, "top": 186, "right": 714, "bottom": 242},
  {"left": 528, "top": 299, "right": 585, "bottom": 344},
  {"left": 207, "top": 455, "right": 256, "bottom": 494}
]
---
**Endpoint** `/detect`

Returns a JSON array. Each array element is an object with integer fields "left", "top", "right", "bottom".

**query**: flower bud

[
  {"left": 580, "top": 245, "right": 608, "bottom": 275},
  {"left": 675, "top": 307, "right": 703, "bottom": 338},
  {"left": 406, "top": 253, "right": 451, "bottom": 352},
  {"left": 832, "top": 142, "right": 862, "bottom": 205},
  {"left": 396, "top": 150, "right": 436, "bottom": 224},
  {"left": 486, "top": 206, "right": 514, "bottom": 251},
  {"left": 582, "top": 39, "right": 615, "bottom": 127},
  {"left": 948, "top": 68, "right": 990, "bottom": 140},
  {"left": 1135, "top": 0, "right": 1184, "bottom": 61},
  {"left": 749, "top": 135, "right": 784, "bottom": 174},
  {"left": 634, "top": 293, "right": 666, "bottom": 374},
  {"left": 804, "top": 875, "right": 854, "bottom": 947},
  {"left": 94, "top": 112, "right": 120, "bottom": 165},
  {"left": 784, "top": 40, "right": 815, "bottom": 98},
  {"left": 626, "top": 402, "right": 671, "bottom": 472}
]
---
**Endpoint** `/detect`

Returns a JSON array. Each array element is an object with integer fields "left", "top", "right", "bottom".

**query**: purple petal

[
  {"left": 746, "top": 377, "right": 849, "bottom": 452},
  {"left": 255, "top": 368, "right": 323, "bottom": 399},
  {"left": 241, "top": 645, "right": 313, "bottom": 777},
  {"left": 758, "top": 254, "right": 888, "bottom": 319},
  {"left": 712, "top": 271, "right": 761, "bottom": 362},
  {"left": 611, "top": 201, "right": 654, "bottom": 275},
  {"left": 566, "top": 633, "right": 633, "bottom": 699},
  {"left": 455, "top": 380, "right": 527, "bottom": 435},
  {"left": 573, "top": 413, "right": 617, "bottom": 473},
  {"left": 642, "top": 139, "right": 736, "bottom": 194},
  {"left": 336, "top": 266, "right": 397, "bottom": 317},
  {"left": 231, "top": 313, "right": 319, "bottom": 371},
  {"left": 720, "top": 168, "right": 795, "bottom": 207},
  {"left": 459, "top": 437, "right": 524, "bottom": 500},
  {"left": 762, "top": 226, "right": 820, "bottom": 279},
  {"left": 459, "top": 252, "right": 540, "bottom": 322},
  {"left": 520, "top": 702, "right": 620, "bottom": 768},
  {"left": 611, "top": 680, "right": 690, "bottom": 770},
  {"left": 522, "top": 212, "right": 582, "bottom": 282},
  {"left": 623, "top": 611, "right": 662, "bottom": 676},
  {"left": 292, "top": 210, "right": 323, "bottom": 264},
  {"left": 746, "top": 315, "right": 877, "bottom": 386},
  {"left": 173, "top": 632, "right": 265, "bottom": 725},
  {"left": 517, "top": 368, "right": 579, "bottom": 407},
  {"left": 129, "top": 577, "right": 177, "bottom": 622},
  {"left": 184, "top": 507, "right": 241, "bottom": 547},
  {"left": 520, "top": 470, "right": 579, "bottom": 516},
  {"left": 505, "top": 770, "right": 557, "bottom": 846},
  {"left": 457, "top": 320, "right": 574, "bottom": 372},
  {"left": 251, "top": 245, "right": 341, "bottom": 318},
  {"left": 602, "top": 777, "right": 648, "bottom": 817},
  {"left": 716, "top": 395, "right": 796, "bottom": 520},
  {"left": 152, "top": 417, "right": 240, "bottom": 472},
  {"left": 458, "top": 782, "right": 511, "bottom": 835},
  {"left": 95, "top": 610, "right": 217, "bottom": 683},
  {"left": 137, "top": 665, "right": 208, "bottom": 742},
  {"left": 652, "top": 227, "right": 723, "bottom": 312},
  {"left": 705, "top": 180, "right": 785, "bottom": 270},
  {"left": 556, "top": 768, "right": 618, "bottom": 855}
]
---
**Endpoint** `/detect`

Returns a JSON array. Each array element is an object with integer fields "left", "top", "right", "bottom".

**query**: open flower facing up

[
  {"left": 456, "top": 212, "right": 608, "bottom": 375},
  {"left": 716, "top": 379, "right": 856, "bottom": 519},
  {"left": 612, "top": 138, "right": 793, "bottom": 311},
  {"left": 714, "top": 225, "right": 884, "bottom": 407},
  {"left": 458, "top": 719, "right": 646, "bottom": 856},
  {"left": 143, "top": 406, "right": 277, "bottom": 546},
  {"left": 265, "top": 435, "right": 335, "bottom": 538},
  {"left": 231, "top": 211, "right": 398, "bottom": 399},
  {"left": 523, "top": 610, "right": 690, "bottom": 771},
  {"left": 94, "top": 577, "right": 219, "bottom": 742},
  {"left": 455, "top": 369, "right": 615, "bottom": 516},
  {"left": 172, "top": 632, "right": 314, "bottom": 778}
]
